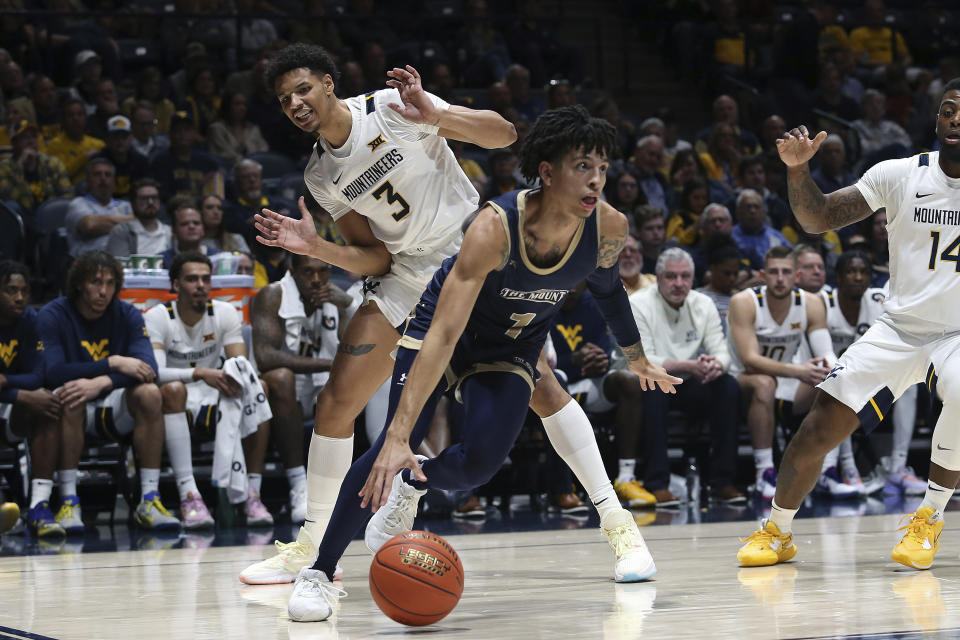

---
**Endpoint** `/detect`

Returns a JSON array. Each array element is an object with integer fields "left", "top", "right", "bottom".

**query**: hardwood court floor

[{"left": 2, "top": 513, "right": 960, "bottom": 640}]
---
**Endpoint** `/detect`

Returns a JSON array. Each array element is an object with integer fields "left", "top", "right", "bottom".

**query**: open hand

[
  {"left": 385, "top": 65, "right": 441, "bottom": 125},
  {"left": 359, "top": 434, "right": 427, "bottom": 512},
  {"left": 255, "top": 197, "right": 322, "bottom": 256},
  {"left": 777, "top": 125, "right": 828, "bottom": 167}
]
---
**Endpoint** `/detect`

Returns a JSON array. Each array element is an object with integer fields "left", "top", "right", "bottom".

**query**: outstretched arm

[
  {"left": 359, "top": 206, "right": 506, "bottom": 509},
  {"left": 779, "top": 125, "right": 874, "bottom": 233},
  {"left": 385, "top": 65, "right": 517, "bottom": 149}
]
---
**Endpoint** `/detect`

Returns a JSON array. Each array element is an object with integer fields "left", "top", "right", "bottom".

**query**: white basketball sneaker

[
  {"left": 601, "top": 508, "right": 657, "bottom": 582},
  {"left": 288, "top": 567, "right": 347, "bottom": 622},
  {"left": 364, "top": 458, "right": 428, "bottom": 554},
  {"left": 240, "top": 528, "right": 345, "bottom": 584},
  {"left": 815, "top": 466, "right": 862, "bottom": 499}
]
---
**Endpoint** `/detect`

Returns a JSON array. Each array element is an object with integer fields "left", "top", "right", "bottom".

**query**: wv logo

[
  {"left": 367, "top": 133, "right": 386, "bottom": 153},
  {"left": 81, "top": 339, "right": 110, "bottom": 361},
  {"left": 0, "top": 339, "right": 18, "bottom": 367},
  {"left": 825, "top": 365, "right": 844, "bottom": 381},
  {"left": 556, "top": 324, "right": 583, "bottom": 352}
]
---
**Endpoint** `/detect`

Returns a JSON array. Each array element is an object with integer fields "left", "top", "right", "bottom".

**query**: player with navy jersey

[
  {"left": 244, "top": 45, "right": 656, "bottom": 587},
  {"left": 37, "top": 251, "right": 178, "bottom": 533},
  {"left": 285, "top": 106, "right": 682, "bottom": 623},
  {"left": 739, "top": 78, "right": 960, "bottom": 570},
  {"left": 0, "top": 262, "right": 61, "bottom": 536}
]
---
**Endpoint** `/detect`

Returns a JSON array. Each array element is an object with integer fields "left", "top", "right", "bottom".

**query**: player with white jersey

[
  {"left": 727, "top": 245, "right": 836, "bottom": 501},
  {"left": 243, "top": 44, "right": 644, "bottom": 587},
  {"left": 738, "top": 78, "right": 960, "bottom": 571},
  {"left": 145, "top": 252, "right": 274, "bottom": 529}
]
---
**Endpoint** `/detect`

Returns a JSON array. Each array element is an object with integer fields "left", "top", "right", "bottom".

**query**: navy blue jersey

[
  {"left": 406, "top": 189, "right": 600, "bottom": 387},
  {"left": 549, "top": 291, "right": 613, "bottom": 385},
  {"left": 37, "top": 297, "right": 158, "bottom": 390},
  {"left": 0, "top": 307, "right": 44, "bottom": 403}
]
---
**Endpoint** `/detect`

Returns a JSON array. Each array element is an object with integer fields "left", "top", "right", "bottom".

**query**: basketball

[{"left": 369, "top": 530, "right": 464, "bottom": 626}]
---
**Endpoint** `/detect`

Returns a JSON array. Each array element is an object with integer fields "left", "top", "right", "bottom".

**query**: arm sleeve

[
  {"left": 64, "top": 198, "right": 90, "bottom": 236},
  {"left": 698, "top": 294, "right": 731, "bottom": 370},
  {"left": 585, "top": 263, "right": 642, "bottom": 348},
  {"left": 154, "top": 348, "right": 195, "bottom": 383},
  {"left": 38, "top": 305, "right": 111, "bottom": 387},
  {"left": 2, "top": 318, "right": 44, "bottom": 399},
  {"left": 807, "top": 328, "right": 837, "bottom": 368}
]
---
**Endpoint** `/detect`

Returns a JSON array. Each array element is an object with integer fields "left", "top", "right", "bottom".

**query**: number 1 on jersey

[
  {"left": 505, "top": 312, "right": 536, "bottom": 339},
  {"left": 928, "top": 230, "right": 960, "bottom": 272},
  {"left": 372, "top": 181, "right": 411, "bottom": 222}
]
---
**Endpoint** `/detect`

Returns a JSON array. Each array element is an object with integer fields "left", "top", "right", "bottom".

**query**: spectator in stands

[
  {"left": 848, "top": 0, "right": 912, "bottom": 74},
  {"left": 225, "top": 0, "right": 279, "bottom": 69},
  {"left": 699, "top": 122, "right": 741, "bottom": 192},
  {"left": 635, "top": 204, "right": 666, "bottom": 275},
  {"left": 106, "top": 179, "right": 172, "bottom": 259},
  {"left": 251, "top": 254, "right": 355, "bottom": 524},
  {"left": 449, "top": 139, "right": 488, "bottom": 198},
  {"left": 486, "top": 81, "right": 513, "bottom": 118},
  {"left": 30, "top": 75, "right": 60, "bottom": 142},
  {"left": 87, "top": 78, "right": 121, "bottom": 141},
  {"left": 145, "top": 252, "right": 274, "bottom": 529},
  {"left": 505, "top": 64, "right": 543, "bottom": 122},
  {"left": 656, "top": 107, "right": 692, "bottom": 158},
  {"left": 731, "top": 189, "right": 790, "bottom": 271},
  {"left": 68, "top": 50, "right": 102, "bottom": 116},
  {"left": 65, "top": 158, "right": 132, "bottom": 258},
  {"left": 738, "top": 154, "right": 790, "bottom": 230},
  {"left": 666, "top": 176, "right": 708, "bottom": 247},
  {"left": 167, "top": 42, "right": 210, "bottom": 106},
  {"left": 92, "top": 115, "right": 149, "bottom": 200},
  {"left": 631, "top": 247, "right": 743, "bottom": 504},
  {"left": 904, "top": 2, "right": 960, "bottom": 69},
  {"left": 811, "top": 63, "right": 863, "bottom": 134},
  {"left": 424, "top": 62, "right": 456, "bottom": 106},
  {"left": 161, "top": 197, "right": 220, "bottom": 269},
  {"left": 812, "top": 134, "right": 856, "bottom": 195},
  {"left": 199, "top": 194, "right": 250, "bottom": 254},
  {"left": 46, "top": 98, "right": 105, "bottom": 185},
  {"left": 620, "top": 234, "right": 655, "bottom": 296},
  {"left": 359, "top": 43, "right": 388, "bottom": 93},
  {"left": 669, "top": 148, "right": 734, "bottom": 209},
  {"left": 150, "top": 112, "right": 224, "bottom": 200},
  {"left": 207, "top": 89, "right": 269, "bottom": 170},
  {"left": 590, "top": 95, "right": 636, "bottom": 158},
  {"left": 690, "top": 203, "right": 736, "bottom": 283},
  {"left": 122, "top": 67, "right": 176, "bottom": 135},
  {"left": 549, "top": 282, "right": 653, "bottom": 509},
  {"left": 852, "top": 89, "right": 913, "bottom": 172},
  {"left": 631, "top": 135, "right": 671, "bottom": 214},
  {"left": 224, "top": 158, "right": 294, "bottom": 246},
  {"left": 0, "top": 119, "right": 72, "bottom": 215},
  {"left": 287, "top": 0, "right": 343, "bottom": 56},
  {"left": 606, "top": 170, "right": 644, "bottom": 222},
  {"left": 546, "top": 78, "right": 576, "bottom": 110},
  {"left": 37, "top": 251, "right": 178, "bottom": 533},
  {"left": 781, "top": 209, "right": 843, "bottom": 273},
  {"left": 180, "top": 66, "right": 221, "bottom": 140},
  {"left": 456, "top": 0, "right": 512, "bottom": 86},
  {"left": 793, "top": 243, "right": 828, "bottom": 295},
  {"left": 129, "top": 101, "right": 169, "bottom": 160},
  {"left": 695, "top": 95, "right": 760, "bottom": 157},
  {"left": 0, "top": 261, "right": 63, "bottom": 537},
  {"left": 695, "top": 239, "right": 742, "bottom": 334},
  {"left": 486, "top": 148, "right": 526, "bottom": 196}
]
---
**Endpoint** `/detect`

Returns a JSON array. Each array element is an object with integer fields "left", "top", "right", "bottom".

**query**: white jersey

[
  {"left": 729, "top": 286, "right": 808, "bottom": 374},
  {"left": 820, "top": 287, "right": 886, "bottom": 355},
  {"left": 856, "top": 151, "right": 960, "bottom": 330},
  {"left": 276, "top": 271, "right": 339, "bottom": 388},
  {"left": 304, "top": 88, "right": 479, "bottom": 259},
  {"left": 144, "top": 300, "right": 243, "bottom": 369}
]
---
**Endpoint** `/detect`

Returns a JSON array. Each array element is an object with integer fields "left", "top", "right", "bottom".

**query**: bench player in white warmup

[{"left": 739, "top": 78, "right": 960, "bottom": 570}]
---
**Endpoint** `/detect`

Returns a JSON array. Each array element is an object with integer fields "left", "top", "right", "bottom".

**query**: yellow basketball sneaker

[
  {"left": 0, "top": 501, "right": 19, "bottom": 534},
  {"left": 737, "top": 520, "right": 797, "bottom": 567},
  {"left": 892, "top": 507, "right": 943, "bottom": 570},
  {"left": 614, "top": 479, "right": 656, "bottom": 508}
]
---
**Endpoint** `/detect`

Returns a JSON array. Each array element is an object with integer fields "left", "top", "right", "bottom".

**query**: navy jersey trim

[
  {"left": 919, "top": 153, "right": 930, "bottom": 167},
  {"left": 516, "top": 190, "right": 585, "bottom": 275},
  {"left": 793, "top": 289, "right": 802, "bottom": 306},
  {"left": 752, "top": 286, "right": 765, "bottom": 307},
  {"left": 486, "top": 201, "right": 513, "bottom": 269},
  {"left": 206, "top": 301, "right": 214, "bottom": 316},
  {"left": 164, "top": 301, "right": 175, "bottom": 320},
  {"left": 365, "top": 91, "right": 377, "bottom": 114}
]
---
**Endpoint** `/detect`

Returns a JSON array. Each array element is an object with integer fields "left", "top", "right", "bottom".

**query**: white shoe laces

[
  {"left": 298, "top": 574, "right": 347, "bottom": 602},
  {"left": 275, "top": 539, "right": 308, "bottom": 558},
  {"left": 384, "top": 486, "right": 420, "bottom": 531}
]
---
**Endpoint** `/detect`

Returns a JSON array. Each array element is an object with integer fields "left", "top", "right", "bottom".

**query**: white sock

[
  {"left": 769, "top": 498, "right": 799, "bottom": 534},
  {"left": 617, "top": 459, "right": 636, "bottom": 483},
  {"left": 753, "top": 448, "right": 774, "bottom": 478},
  {"left": 31, "top": 478, "right": 53, "bottom": 508},
  {"left": 58, "top": 469, "right": 78, "bottom": 498},
  {"left": 304, "top": 434, "right": 353, "bottom": 546},
  {"left": 821, "top": 446, "right": 839, "bottom": 473},
  {"left": 920, "top": 480, "right": 952, "bottom": 519},
  {"left": 890, "top": 450, "right": 908, "bottom": 472},
  {"left": 891, "top": 384, "right": 918, "bottom": 470},
  {"left": 541, "top": 399, "right": 620, "bottom": 523},
  {"left": 177, "top": 476, "right": 200, "bottom": 502},
  {"left": 248, "top": 473, "right": 262, "bottom": 495},
  {"left": 286, "top": 466, "right": 307, "bottom": 493},
  {"left": 141, "top": 468, "right": 160, "bottom": 500},
  {"left": 838, "top": 438, "right": 858, "bottom": 476}
]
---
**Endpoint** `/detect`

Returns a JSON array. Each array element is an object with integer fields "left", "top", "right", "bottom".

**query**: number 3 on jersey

[
  {"left": 928, "top": 230, "right": 960, "bottom": 272},
  {"left": 372, "top": 180, "right": 411, "bottom": 222}
]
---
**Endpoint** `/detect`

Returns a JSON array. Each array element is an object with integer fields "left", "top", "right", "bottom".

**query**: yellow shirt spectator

[
  {"left": 849, "top": 26, "right": 909, "bottom": 65},
  {"left": 45, "top": 133, "right": 105, "bottom": 184}
]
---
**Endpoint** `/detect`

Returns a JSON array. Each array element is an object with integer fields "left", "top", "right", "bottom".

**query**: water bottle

[{"left": 686, "top": 456, "right": 700, "bottom": 503}]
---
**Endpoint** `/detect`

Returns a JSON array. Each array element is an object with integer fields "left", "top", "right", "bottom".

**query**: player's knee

[
  {"left": 751, "top": 375, "right": 777, "bottom": 404},
  {"left": 130, "top": 383, "right": 162, "bottom": 412},
  {"left": 159, "top": 381, "right": 187, "bottom": 412},
  {"left": 261, "top": 368, "right": 295, "bottom": 399},
  {"left": 530, "top": 374, "right": 569, "bottom": 416}
]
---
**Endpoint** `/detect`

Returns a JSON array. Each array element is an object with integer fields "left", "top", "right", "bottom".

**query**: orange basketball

[{"left": 369, "top": 530, "right": 464, "bottom": 626}]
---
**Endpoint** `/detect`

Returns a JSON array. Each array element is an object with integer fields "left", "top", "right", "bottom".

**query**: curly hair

[
  {"left": 519, "top": 105, "right": 618, "bottom": 184},
  {"left": 264, "top": 43, "right": 340, "bottom": 92},
  {"left": 0, "top": 260, "right": 29, "bottom": 288},
  {"left": 66, "top": 251, "right": 123, "bottom": 303},
  {"left": 836, "top": 249, "right": 872, "bottom": 276}
]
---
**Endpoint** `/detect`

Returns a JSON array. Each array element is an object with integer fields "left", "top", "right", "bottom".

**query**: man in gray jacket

[{"left": 106, "top": 178, "right": 172, "bottom": 259}]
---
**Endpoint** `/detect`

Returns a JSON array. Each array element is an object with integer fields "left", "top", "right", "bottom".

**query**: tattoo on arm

[
  {"left": 597, "top": 232, "right": 626, "bottom": 268},
  {"left": 620, "top": 341, "right": 646, "bottom": 362},
  {"left": 252, "top": 286, "right": 333, "bottom": 373},
  {"left": 789, "top": 172, "right": 871, "bottom": 230},
  {"left": 337, "top": 343, "right": 375, "bottom": 356}
]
